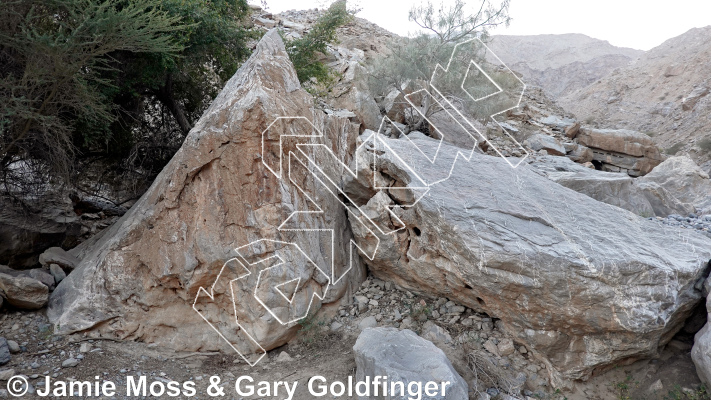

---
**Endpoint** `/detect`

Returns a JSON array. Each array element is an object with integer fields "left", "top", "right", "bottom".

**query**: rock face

[
  {"left": 345, "top": 133, "right": 711, "bottom": 384},
  {"left": 48, "top": 30, "right": 365, "bottom": 357},
  {"left": 530, "top": 156, "right": 693, "bottom": 217},
  {"left": 353, "top": 327, "right": 468, "bottom": 400},
  {"left": 0, "top": 273, "right": 48, "bottom": 309},
  {"left": 570, "top": 127, "right": 663, "bottom": 176}
]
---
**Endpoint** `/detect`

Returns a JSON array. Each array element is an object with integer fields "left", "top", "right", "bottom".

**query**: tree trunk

[{"left": 156, "top": 74, "right": 192, "bottom": 135}]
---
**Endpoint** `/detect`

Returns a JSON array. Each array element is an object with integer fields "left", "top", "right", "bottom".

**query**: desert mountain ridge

[
  {"left": 486, "top": 33, "right": 643, "bottom": 98},
  {"left": 559, "top": 25, "right": 711, "bottom": 171}
]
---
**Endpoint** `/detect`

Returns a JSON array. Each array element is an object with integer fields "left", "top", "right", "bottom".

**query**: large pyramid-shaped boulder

[{"left": 48, "top": 30, "right": 365, "bottom": 358}]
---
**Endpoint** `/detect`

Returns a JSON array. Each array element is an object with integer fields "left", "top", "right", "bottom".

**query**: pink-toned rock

[{"left": 48, "top": 30, "right": 365, "bottom": 358}]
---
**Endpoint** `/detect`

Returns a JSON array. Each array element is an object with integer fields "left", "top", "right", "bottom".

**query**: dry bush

[{"left": 465, "top": 348, "right": 523, "bottom": 396}]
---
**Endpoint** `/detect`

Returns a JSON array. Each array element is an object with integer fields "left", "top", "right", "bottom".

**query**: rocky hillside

[
  {"left": 560, "top": 26, "right": 711, "bottom": 172},
  {"left": 486, "top": 34, "right": 642, "bottom": 97}
]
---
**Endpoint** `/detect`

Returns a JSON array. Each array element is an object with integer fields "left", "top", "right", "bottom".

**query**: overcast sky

[{"left": 254, "top": 0, "right": 711, "bottom": 51}]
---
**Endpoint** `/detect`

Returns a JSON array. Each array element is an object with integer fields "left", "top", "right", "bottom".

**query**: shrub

[
  {"left": 284, "top": 1, "right": 354, "bottom": 84},
  {"left": 698, "top": 136, "right": 711, "bottom": 152},
  {"left": 666, "top": 142, "right": 684, "bottom": 155}
]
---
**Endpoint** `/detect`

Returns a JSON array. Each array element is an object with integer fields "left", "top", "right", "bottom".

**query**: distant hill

[
  {"left": 559, "top": 26, "right": 711, "bottom": 172},
  {"left": 486, "top": 33, "right": 642, "bottom": 97}
]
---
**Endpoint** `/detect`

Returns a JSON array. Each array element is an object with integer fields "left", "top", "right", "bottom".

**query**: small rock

[
  {"left": 0, "top": 339, "right": 10, "bottom": 365},
  {"left": 483, "top": 339, "right": 500, "bottom": 357},
  {"left": 6, "top": 341, "right": 19, "bottom": 354},
  {"left": 0, "top": 274, "right": 48, "bottom": 309},
  {"left": 50, "top": 264, "right": 67, "bottom": 284},
  {"left": 330, "top": 321, "right": 342, "bottom": 331},
  {"left": 0, "top": 369, "right": 14, "bottom": 380},
  {"left": 276, "top": 352, "right": 293, "bottom": 362},
  {"left": 39, "top": 247, "right": 79, "bottom": 270},
  {"left": 497, "top": 338, "right": 516, "bottom": 356},
  {"left": 79, "top": 343, "right": 92, "bottom": 353},
  {"left": 358, "top": 316, "right": 378, "bottom": 330},
  {"left": 61, "top": 358, "right": 79, "bottom": 368},
  {"left": 649, "top": 379, "right": 664, "bottom": 393}
]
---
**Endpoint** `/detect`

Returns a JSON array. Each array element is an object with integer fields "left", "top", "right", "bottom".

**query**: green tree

[
  {"left": 0, "top": 0, "right": 255, "bottom": 198},
  {"left": 368, "top": 0, "right": 513, "bottom": 132}
]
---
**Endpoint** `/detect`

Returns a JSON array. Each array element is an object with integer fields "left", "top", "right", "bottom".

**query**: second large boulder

[{"left": 345, "top": 133, "right": 711, "bottom": 385}]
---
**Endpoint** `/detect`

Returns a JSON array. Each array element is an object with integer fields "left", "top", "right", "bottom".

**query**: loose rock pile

[{"left": 331, "top": 276, "right": 551, "bottom": 398}]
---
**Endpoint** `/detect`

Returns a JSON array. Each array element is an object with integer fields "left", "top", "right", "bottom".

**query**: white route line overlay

[{"left": 194, "top": 37, "right": 529, "bottom": 366}]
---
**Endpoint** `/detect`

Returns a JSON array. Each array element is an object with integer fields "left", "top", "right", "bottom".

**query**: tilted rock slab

[
  {"left": 48, "top": 30, "right": 365, "bottom": 356},
  {"left": 345, "top": 133, "right": 711, "bottom": 385}
]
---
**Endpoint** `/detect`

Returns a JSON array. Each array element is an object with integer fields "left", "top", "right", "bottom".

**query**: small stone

[
  {"left": 649, "top": 379, "right": 664, "bottom": 393},
  {"left": 61, "top": 358, "right": 79, "bottom": 368},
  {"left": 0, "top": 369, "right": 15, "bottom": 380},
  {"left": 484, "top": 339, "right": 500, "bottom": 357},
  {"left": 79, "top": 343, "right": 92, "bottom": 353},
  {"left": 30, "top": 362, "right": 40, "bottom": 369},
  {"left": 497, "top": 338, "right": 516, "bottom": 356},
  {"left": 519, "top": 345, "right": 528, "bottom": 354},
  {"left": 359, "top": 316, "right": 378, "bottom": 330},
  {"left": 276, "top": 352, "right": 293, "bottom": 362},
  {"left": 50, "top": 264, "right": 67, "bottom": 284},
  {"left": 330, "top": 322, "right": 342, "bottom": 331},
  {"left": 0, "top": 339, "right": 9, "bottom": 365},
  {"left": 6, "top": 341, "right": 19, "bottom": 354},
  {"left": 369, "top": 299, "right": 379, "bottom": 307}
]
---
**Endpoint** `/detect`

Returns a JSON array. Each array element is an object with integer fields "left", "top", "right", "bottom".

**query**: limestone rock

[
  {"left": 346, "top": 134, "right": 711, "bottom": 384},
  {"left": 640, "top": 156, "right": 711, "bottom": 214},
  {"left": 0, "top": 273, "right": 48, "bottom": 309},
  {"left": 331, "top": 63, "right": 381, "bottom": 131},
  {"left": 532, "top": 156, "right": 694, "bottom": 217},
  {"left": 49, "top": 264, "right": 67, "bottom": 284},
  {"left": 524, "top": 134, "right": 566, "bottom": 156},
  {"left": 421, "top": 321, "right": 452, "bottom": 345},
  {"left": 28, "top": 269, "right": 55, "bottom": 290},
  {"left": 39, "top": 247, "right": 80, "bottom": 270},
  {"left": 565, "top": 122, "right": 581, "bottom": 139},
  {"left": 565, "top": 143, "right": 593, "bottom": 163},
  {"left": 681, "top": 85, "right": 709, "bottom": 111},
  {"left": 48, "top": 30, "right": 365, "bottom": 357},
  {"left": 575, "top": 127, "right": 664, "bottom": 176},
  {"left": 354, "top": 327, "right": 468, "bottom": 399}
]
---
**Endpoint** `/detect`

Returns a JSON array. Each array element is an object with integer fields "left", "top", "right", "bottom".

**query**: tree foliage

[
  {"left": 368, "top": 0, "right": 513, "bottom": 131},
  {"left": 0, "top": 0, "right": 254, "bottom": 200},
  {"left": 284, "top": 0, "right": 354, "bottom": 84}
]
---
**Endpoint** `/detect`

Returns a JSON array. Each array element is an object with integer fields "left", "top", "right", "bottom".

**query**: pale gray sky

[{"left": 255, "top": 0, "right": 711, "bottom": 50}]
